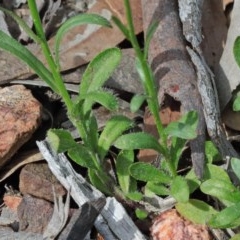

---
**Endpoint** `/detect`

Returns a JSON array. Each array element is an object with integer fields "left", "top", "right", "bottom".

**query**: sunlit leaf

[
  {"left": 129, "top": 162, "right": 171, "bottom": 184},
  {"left": 165, "top": 111, "right": 198, "bottom": 139},
  {"left": 130, "top": 94, "right": 146, "bottom": 113},
  {"left": 171, "top": 176, "right": 189, "bottom": 203},
  {"left": 208, "top": 202, "right": 240, "bottom": 229},
  {"left": 55, "top": 14, "right": 111, "bottom": 68},
  {"left": 145, "top": 182, "right": 169, "bottom": 196},
  {"left": 200, "top": 179, "right": 240, "bottom": 206},
  {"left": 231, "top": 158, "right": 240, "bottom": 181},
  {"left": 114, "top": 132, "right": 163, "bottom": 153},
  {"left": 47, "top": 129, "right": 77, "bottom": 153},
  {"left": 135, "top": 208, "right": 148, "bottom": 220},
  {"left": 176, "top": 199, "right": 217, "bottom": 224},
  {"left": 233, "top": 36, "right": 240, "bottom": 68},
  {"left": 98, "top": 115, "right": 133, "bottom": 160},
  {"left": 116, "top": 150, "right": 136, "bottom": 194}
]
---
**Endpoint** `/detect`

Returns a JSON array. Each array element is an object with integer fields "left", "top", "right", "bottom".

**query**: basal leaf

[
  {"left": 47, "top": 129, "right": 77, "bottom": 153},
  {"left": 233, "top": 36, "right": 240, "bottom": 68},
  {"left": 114, "top": 132, "right": 163, "bottom": 153},
  {"left": 126, "top": 191, "right": 143, "bottom": 201},
  {"left": 176, "top": 199, "right": 217, "bottom": 224},
  {"left": 98, "top": 115, "right": 133, "bottom": 160},
  {"left": 231, "top": 234, "right": 240, "bottom": 240},
  {"left": 185, "top": 169, "right": 201, "bottom": 193},
  {"left": 55, "top": 13, "right": 111, "bottom": 68},
  {"left": 116, "top": 150, "right": 135, "bottom": 194},
  {"left": 200, "top": 179, "right": 240, "bottom": 206},
  {"left": 208, "top": 202, "right": 240, "bottom": 229},
  {"left": 145, "top": 182, "right": 170, "bottom": 196},
  {"left": 0, "top": 31, "right": 56, "bottom": 92},
  {"left": 164, "top": 111, "right": 198, "bottom": 139},
  {"left": 88, "top": 169, "right": 112, "bottom": 195},
  {"left": 129, "top": 162, "right": 172, "bottom": 184},
  {"left": 171, "top": 176, "right": 189, "bottom": 203},
  {"left": 130, "top": 94, "right": 146, "bottom": 113},
  {"left": 80, "top": 48, "right": 121, "bottom": 96},
  {"left": 68, "top": 144, "right": 98, "bottom": 170},
  {"left": 231, "top": 158, "right": 240, "bottom": 181}
]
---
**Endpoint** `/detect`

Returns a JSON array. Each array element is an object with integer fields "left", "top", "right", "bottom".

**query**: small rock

[
  {"left": 17, "top": 194, "right": 53, "bottom": 234},
  {"left": 19, "top": 162, "right": 66, "bottom": 202},
  {"left": 151, "top": 209, "right": 211, "bottom": 240},
  {"left": 0, "top": 85, "right": 42, "bottom": 167}
]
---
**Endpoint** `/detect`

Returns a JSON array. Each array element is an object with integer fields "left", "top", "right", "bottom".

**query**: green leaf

[
  {"left": 0, "top": 6, "right": 40, "bottom": 43},
  {"left": 208, "top": 202, "right": 240, "bottom": 229},
  {"left": 171, "top": 176, "right": 189, "bottom": 203},
  {"left": 233, "top": 96, "right": 240, "bottom": 111},
  {"left": 129, "top": 162, "right": 172, "bottom": 183},
  {"left": 205, "top": 141, "right": 221, "bottom": 163},
  {"left": 112, "top": 16, "right": 130, "bottom": 40},
  {"left": 80, "top": 48, "right": 121, "bottom": 96},
  {"left": 98, "top": 115, "right": 133, "bottom": 160},
  {"left": 80, "top": 89, "right": 119, "bottom": 112},
  {"left": 0, "top": 31, "right": 57, "bottom": 92},
  {"left": 169, "top": 137, "right": 186, "bottom": 171},
  {"left": 176, "top": 199, "right": 217, "bottom": 224},
  {"left": 116, "top": 150, "right": 135, "bottom": 194},
  {"left": 233, "top": 36, "right": 240, "bottom": 68},
  {"left": 130, "top": 94, "right": 146, "bottom": 113},
  {"left": 86, "top": 114, "right": 99, "bottom": 152},
  {"left": 126, "top": 191, "right": 143, "bottom": 201},
  {"left": 231, "top": 158, "right": 240, "bottom": 181},
  {"left": 185, "top": 169, "right": 201, "bottom": 193},
  {"left": 47, "top": 129, "right": 77, "bottom": 153},
  {"left": 135, "top": 208, "right": 148, "bottom": 220},
  {"left": 88, "top": 169, "right": 112, "bottom": 195},
  {"left": 231, "top": 234, "right": 240, "bottom": 240},
  {"left": 200, "top": 179, "right": 240, "bottom": 206},
  {"left": 144, "top": 21, "right": 158, "bottom": 59},
  {"left": 203, "top": 164, "right": 231, "bottom": 183},
  {"left": 114, "top": 132, "right": 163, "bottom": 153},
  {"left": 55, "top": 13, "right": 111, "bottom": 68},
  {"left": 68, "top": 145, "right": 99, "bottom": 170},
  {"left": 145, "top": 182, "right": 170, "bottom": 196},
  {"left": 164, "top": 111, "right": 198, "bottom": 139}
]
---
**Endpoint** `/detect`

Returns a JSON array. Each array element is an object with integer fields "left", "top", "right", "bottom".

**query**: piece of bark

[
  {"left": 58, "top": 198, "right": 106, "bottom": 240},
  {"left": 19, "top": 162, "right": 66, "bottom": 202},
  {"left": 0, "top": 85, "right": 42, "bottom": 168},
  {"left": 141, "top": 0, "right": 206, "bottom": 177},
  {"left": 36, "top": 140, "right": 147, "bottom": 240}
]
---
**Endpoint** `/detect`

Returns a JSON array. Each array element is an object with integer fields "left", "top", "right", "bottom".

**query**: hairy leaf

[
  {"left": 130, "top": 94, "right": 146, "bottom": 113},
  {"left": 68, "top": 145, "right": 98, "bottom": 170},
  {"left": 200, "top": 179, "right": 240, "bottom": 206},
  {"left": 47, "top": 129, "right": 77, "bottom": 153},
  {"left": 209, "top": 202, "right": 240, "bottom": 229},
  {"left": 233, "top": 36, "right": 240, "bottom": 68},
  {"left": 98, "top": 115, "right": 133, "bottom": 160},
  {"left": 171, "top": 176, "right": 189, "bottom": 203},
  {"left": 114, "top": 132, "right": 163, "bottom": 153},
  {"left": 231, "top": 158, "right": 240, "bottom": 181},
  {"left": 55, "top": 14, "right": 111, "bottom": 68},
  {"left": 129, "top": 162, "right": 171, "bottom": 183},
  {"left": 116, "top": 150, "right": 136, "bottom": 194},
  {"left": 176, "top": 199, "right": 217, "bottom": 225}
]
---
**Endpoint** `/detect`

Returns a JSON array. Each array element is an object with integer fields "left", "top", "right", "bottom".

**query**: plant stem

[{"left": 123, "top": 0, "right": 167, "bottom": 149}]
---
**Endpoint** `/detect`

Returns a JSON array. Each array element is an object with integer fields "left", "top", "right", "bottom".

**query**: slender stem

[{"left": 123, "top": 0, "right": 168, "bottom": 149}]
